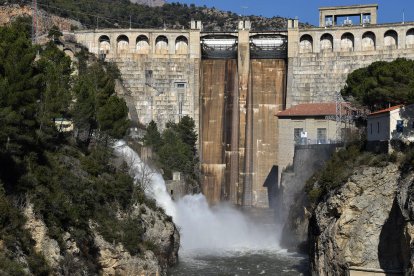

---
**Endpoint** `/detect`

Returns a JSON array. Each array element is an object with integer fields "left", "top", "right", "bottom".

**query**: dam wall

[
  {"left": 75, "top": 26, "right": 201, "bottom": 131},
  {"left": 73, "top": 9, "right": 414, "bottom": 208},
  {"left": 287, "top": 21, "right": 414, "bottom": 106}
]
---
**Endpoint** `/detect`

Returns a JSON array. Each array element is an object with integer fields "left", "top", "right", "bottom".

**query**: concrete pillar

[
  {"left": 287, "top": 19, "right": 299, "bottom": 58},
  {"left": 286, "top": 19, "right": 299, "bottom": 109},
  {"left": 169, "top": 35, "right": 175, "bottom": 55},
  {"left": 371, "top": 11, "right": 377, "bottom": 25},
  {"left": 237, "top": 21, "right": 251, "bottom": 206},
  {"left": 110, "top": 34, "right": 117, "bottom": 58},
  {"left": 129, "top": 34, "right": 135, "bottom": 54},
  {"left": 376, "top": 30, "right": 384, "bottom": 50},
  {"left": 399, "top": 29, "right": 406, "bottom": 49},
  {"left": 189, "top": 22, "right": 201, "bottom": 142},
  {"left": 189, "top": 21, "right": 201, "bottom": 58}
]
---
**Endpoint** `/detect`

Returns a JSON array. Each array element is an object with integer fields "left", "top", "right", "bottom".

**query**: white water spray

[{"left": 115, "top": 141, "right": 279, "bottom": 253}]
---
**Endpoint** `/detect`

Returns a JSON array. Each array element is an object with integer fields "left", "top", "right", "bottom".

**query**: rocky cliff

[
  {"left": 0, "top": 4, "right": 82, "bottom": 33},
  {"left": 22, "top": 200, "right": 179, "bottom": 276},
  {"left": 129, "top": 0, "right": 165, "bottom": 7},
  {"left": 308, "top": 163, "right": 414, "bottom": 275}
]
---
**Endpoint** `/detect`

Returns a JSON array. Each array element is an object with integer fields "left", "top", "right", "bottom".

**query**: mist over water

[{"left": 114, "top": 141, "right": 280, "bottom": 253}]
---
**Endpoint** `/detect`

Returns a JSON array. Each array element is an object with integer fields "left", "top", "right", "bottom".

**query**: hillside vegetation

[
  {"left": 0, "top": 18, "right": 178, "bottom": 275},
  {"left": 1, "top": 0, "right": 312, "bottom": 31}
]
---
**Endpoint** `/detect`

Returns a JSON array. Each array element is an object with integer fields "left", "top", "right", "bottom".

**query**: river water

[
  {"left": 115, "top": 141, "right": 309, "bottom": 276},
  {"left": 168, "top": 249, "right": 309, "bottom": 275},
  {"left": 168, "top": 207, "right": 309, "bottom": 276}
]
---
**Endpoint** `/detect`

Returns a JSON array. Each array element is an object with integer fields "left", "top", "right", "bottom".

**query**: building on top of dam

[{"left": 74, "top": 4, "right": 414, "bottom": 208}]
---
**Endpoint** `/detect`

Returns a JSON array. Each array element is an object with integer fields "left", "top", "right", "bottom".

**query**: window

[
  {"left": 176, "top": 82, "right": 186, "bottom": 89},
  {"left": 294, "top": 128, "right": 303, "bottom": 145},
  {"left": 370, "top": 123, "right": 372, "bottom": 134},
  {"left": 396, "top": 120, "right": 404, "bottom": 133},
  {"left": 377, "top": 122, "right": 380, "bottom": 133},
  {"left": 317, "top": 128, "right": 327, "bottom": 144}
]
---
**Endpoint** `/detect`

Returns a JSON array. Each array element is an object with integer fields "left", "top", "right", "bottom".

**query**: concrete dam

[{"left": 74, "top": 4, "right": 414, "bottom": 208}]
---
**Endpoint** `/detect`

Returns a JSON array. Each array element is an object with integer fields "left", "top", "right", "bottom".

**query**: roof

[
  {"left": 319, "top": 4, "right": 378, "bottom": 11},
  {"left": 277, "top": 103, "right": 346, "bottom": 117},
  {"left": 368, "top": 105, "right": 403, "bottom": 117}
]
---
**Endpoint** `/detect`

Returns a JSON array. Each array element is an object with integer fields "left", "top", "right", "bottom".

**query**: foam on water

[{"left": 114, "top": 141, "right": 279, "bottom": 253}]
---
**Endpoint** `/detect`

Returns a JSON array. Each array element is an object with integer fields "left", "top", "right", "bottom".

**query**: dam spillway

[
  {"left": 200, "top": 59, "right": 239, "bottom": 205},
  {"left": 200, "top": 57, "right": 287, "bottom": 207},
  {"left": 249, "top": 59, "right": 286, "bottom": 207}
]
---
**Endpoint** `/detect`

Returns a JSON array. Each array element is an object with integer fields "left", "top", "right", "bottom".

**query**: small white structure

[
  {"left": 367, "top": 104, "right": 414, "bottom": 144},
  {"left": 54, "top": 118, "right": 73, "bottom": 132}
]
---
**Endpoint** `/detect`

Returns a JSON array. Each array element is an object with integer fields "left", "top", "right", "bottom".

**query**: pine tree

[
  {"left": 0, "top": 18, "right": 39, "bottom": 155},
  {"left": 143, "top": 120, "right": 162, "bottom": 150}
]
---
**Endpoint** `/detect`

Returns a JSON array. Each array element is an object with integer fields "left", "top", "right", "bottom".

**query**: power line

[{"left": 32, "top": 0, "right": 38, "bottom": 43}]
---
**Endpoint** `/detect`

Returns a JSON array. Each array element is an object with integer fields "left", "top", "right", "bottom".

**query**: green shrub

[{"left": 0, "top": 252, "right": 26, "bottom": 276}]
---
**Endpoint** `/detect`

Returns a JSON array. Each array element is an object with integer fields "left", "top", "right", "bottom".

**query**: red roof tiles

[
  {"left": 277, "top": 103, "right": 347, "bottom": 117},
  {"left": 368, "top": 105, "right": 403, "bottom": 116}
]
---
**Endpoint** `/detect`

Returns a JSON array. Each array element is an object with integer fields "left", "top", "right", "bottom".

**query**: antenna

[
  {"left": 241, "top": 6, "right": 248, "bottom": 17},
  {"left": 403, "top": 9, "right": 405, "bottom": 24}
]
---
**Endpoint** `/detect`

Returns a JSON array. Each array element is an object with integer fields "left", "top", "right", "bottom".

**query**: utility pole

[
  {"left": 32, "top": 0, "right": 38, "bottom": 43},
  {"left": 335, "top": 91, "right": 343, "bottom": 143},
  {"left": 129, "top": 15, "right": 132, "bottom": 29}
]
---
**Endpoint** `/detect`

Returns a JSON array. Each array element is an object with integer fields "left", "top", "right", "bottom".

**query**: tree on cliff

[
  {"left": 72, "top": 62, "right": 129, "bottom": 145},
  {"left": 36, "top": 42, "right": 73, "bottom": 132},
  {"left": 341, "top": 58, "right": 414, "bottom": 111},
  {"left": 142, "top": 117, "right": 198, "bottom": 180},
  {"left": 0, "top": 17, "right": 41, "bottom": 158}
]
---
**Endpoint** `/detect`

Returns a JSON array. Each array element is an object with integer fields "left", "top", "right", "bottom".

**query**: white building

[{"left": 367, "top": 104, "right": 414, "bottom": 144}]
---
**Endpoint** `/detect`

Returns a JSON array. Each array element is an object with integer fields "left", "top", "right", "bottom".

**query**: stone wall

[
  {"left": 278, "top": 117, "right": 341, "bottom": 181},
  {"left": 75, "top": 28, "right": 200, "bottom": 132},
  {"left": 287, "top": 21, "right": 414, "bottom": 107}
]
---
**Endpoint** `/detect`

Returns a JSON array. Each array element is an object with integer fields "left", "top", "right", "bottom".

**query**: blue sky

[{"left": 167, "top": 0, "right": 414, "bottom": 25}]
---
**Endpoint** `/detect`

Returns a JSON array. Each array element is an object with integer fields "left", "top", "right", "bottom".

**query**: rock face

[
  {"left": 93, "top": 232, "right": 160, "bottom": 276},
  {"left": 129, "top": 0, "right": 165, "bottom": 7},
  {"left": 93, "top": 203, "right": 179, "bottom": 276},
  {"left": 0, "top": 5, "right": 82, "bottom": 34},
  {"left": 23, "top": 203, "right": 63, "bottom": 269},
  {"left": 133, "top": 204, "right": 180, "bottom": 268},
  {"left": 309, "top": 164, "right": 414, "bottom": 275},
  {"left": 23, "top": 200, "right": 179, "bottom": 276}
]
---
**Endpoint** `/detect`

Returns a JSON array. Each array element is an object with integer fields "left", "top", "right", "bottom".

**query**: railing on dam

[
  {"left": 200, "top": 34, "right": 288, "bottom": 59},
  {"left": 201, "top": 35, "right": 238, "bottom": 59},
  {"left": 250, "top": 35, "right": 287, "bottom": 59}
]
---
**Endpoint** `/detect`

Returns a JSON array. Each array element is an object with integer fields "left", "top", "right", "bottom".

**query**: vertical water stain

[{"left": 200, "top": 58, "right": 286, "bottom": 207}]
